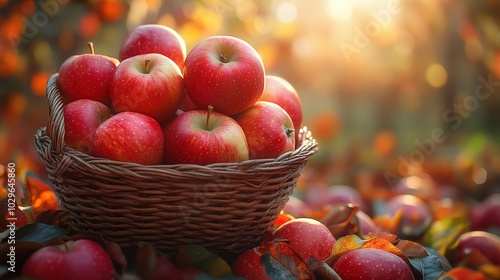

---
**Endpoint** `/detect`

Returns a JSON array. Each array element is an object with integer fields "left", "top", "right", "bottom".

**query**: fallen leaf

[{"left": 259, "top": 242, "right": 315, "bottom": 280}]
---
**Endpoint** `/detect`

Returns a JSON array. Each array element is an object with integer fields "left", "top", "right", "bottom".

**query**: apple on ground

[
  {"left": 119, "top": 24, "right": 186, "bottom": 70},
  {"left": 232, "top": 247, "right": 271, "bottom": 280},
  {"left": 163, "top": 106, "right": 249, "bottom": 165},
  {"left": 110, "top": 53, "right": 184, "bottom": 123},
  {"left": 63, "top": 99, "right": 112, "bottom": 154},
  {"left": 21, "top": 239, "right": 114, "bottom": 280},
  {"left": 183, "top": 35, "right": 265, "bottom": 116},
  {"left": 454, "top": 231, "right": 500, "bottom": 266},
  {"left": 272, "top": 218, "right": 336, "bottom": 264},
  {"left": 470, "top": 194, "right": 500, "bottom": 230},
  {"left": 356, "top": 210, "right": 378, "bottom": 236},
  {"left": 259, "top": 75, "right": 303, "bottom": 136},
  {"left": 58, "top": 42, "right": 119, "bottom": 106},
  {"left": 233, "top": 101, "right": 295, "bottom": 159},
  {"left": 331, "top": 248, "right": 415, "bottom": 280},
  {"left": 91, "top": 111, "right": 164, "bottom": 165}
]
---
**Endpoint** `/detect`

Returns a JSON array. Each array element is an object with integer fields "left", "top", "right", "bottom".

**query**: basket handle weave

[{"left": 46, "top": 73, "right": 66, "bottom": 154}]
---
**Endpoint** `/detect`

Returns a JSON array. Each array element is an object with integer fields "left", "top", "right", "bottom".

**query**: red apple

[
  {"left": 259, "top": 75, "right": 303, "bottom": 135},
  {"left": 164, "top": 106, "right": 249, "bottom": 165},
  {"left": 454, "top": 231, "right": 500, "bottom": 266},
  {"left": 118, "top": 24, "right": 186, "bottom": 70},
  {"left": 332, "top": 248, "right": 415, "bottom": 280},
  {"left": 283, "top": 196, "right": 309, "bottom": 217},
  {"left": 272, "top": 218, "right": 336, "bottom": 264},
  {"left": 58, "top": 42, "right": 119, "bottom": 105},
  {"left": 232, "top": 247, "right": 271, "bottom": 280},
  {"left": 183, "top": 36, "right": 265, "bottom": 116},
  {"left": 325, "top": 185, "right": 367, "bottom": 211},
  {"left": 21, "top": 239, "right": 114, "bottom": 280},
  {"left": 384, "top": 194, "right": 433, "bottom": 237},
  {"left": 63, "top": 99, "right": 112, "bottom": 154},
  {"left": 470, "top": 194, "right": 500, "bottom": 230},
  {"left": 110, "top": 53, "right": 184, "bottom": 123},
  {"left": 91, "top": 111, "right": 164, "bottom": 165},
  {"left": 233, "top": 101, "right": 295, "bottom": 159}
]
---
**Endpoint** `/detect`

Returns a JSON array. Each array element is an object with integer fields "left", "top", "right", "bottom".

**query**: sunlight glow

[
  {"left": 276, "top": 2, "right": 297, "bottom": 23},
  {"left": 328, "top": 0, "right": 353, "bottom": 22}
]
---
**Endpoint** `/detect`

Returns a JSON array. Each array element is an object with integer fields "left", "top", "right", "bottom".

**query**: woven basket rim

[{"left": 41, "top": 73, "right": 319, "bottom": 170}]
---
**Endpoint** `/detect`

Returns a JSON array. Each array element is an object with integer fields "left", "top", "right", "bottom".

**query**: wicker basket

[{"left": 34, "top": 73, "right": 318, "bottom": 256}]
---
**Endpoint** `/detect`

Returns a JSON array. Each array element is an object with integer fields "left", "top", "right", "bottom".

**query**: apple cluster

[{"left": 57, "top": 24, "right": 303, "bottom": 165}]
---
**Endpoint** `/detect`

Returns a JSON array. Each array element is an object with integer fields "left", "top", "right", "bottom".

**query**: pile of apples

[{"left": 56, "top": 24, "right": 303, "bottom": 165}]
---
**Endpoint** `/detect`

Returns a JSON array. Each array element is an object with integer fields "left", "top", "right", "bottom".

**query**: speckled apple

[
  {"left": 183, "top": 36, "right": 265, "bottom": 116},
  {"left": 272, "top": 218, "right": 336, "bottom": 264},
  {"left": 332, "top": 248, "right": 415, "bottom": 280}
]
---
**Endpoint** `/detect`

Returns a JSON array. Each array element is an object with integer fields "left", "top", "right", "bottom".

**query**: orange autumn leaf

[
  {"left": 329, "top": 235, "right": 408, "bottom": 266},
  {"left": 373, "top": 208, "right": 404, "bottom": 234},
  {"left": 26, "top": 175, "right": 59, "bottom": 219}
]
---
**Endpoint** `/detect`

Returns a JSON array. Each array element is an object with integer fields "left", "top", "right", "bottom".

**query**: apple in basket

[
  {"left": 259, "top": 75, "right": 303, "bottom": 136},
  {"left": 110, "top": 53, "right": 184, "bottom": 123},
  {"left": 21, "top": 239, "right": 114, "bottom": 280},
  {"left": 164, "top": 106, "right": 249, "bottom": 165},
  {"left": 63, "top": 99, "right": 112, "bottom": 154},
  {"left": 91, "top": 111, "right": 164, "bottom": 165},
  {"left": 58, "top": 42, "right": 119, "bottom": 106},
  {"left": 233, "top": 101, "right": 295, "bottom": 159},
  {"left": 118, "top": 24, "right": 187, "bottom": 70},
  {"left": 183, "top": 35, "right": 266, "bottom": 116}
]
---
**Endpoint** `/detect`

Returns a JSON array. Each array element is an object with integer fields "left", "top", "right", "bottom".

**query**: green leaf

[
  {"left": 14, "top": 223, "right": 66, "bottom": 244},
  {"left": 410, "top": 254, "right": 446, "bottom": 280},
  {"left": 422, "top": 217, "right": 469, "bottom": 257}
]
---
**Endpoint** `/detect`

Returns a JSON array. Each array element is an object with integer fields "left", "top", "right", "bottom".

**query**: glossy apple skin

[
  {"left": 259, "top": 75, "right": 302, "bottom": 135},
  {"left": 233, "top": 101, "right": 295, "bottom": 159},
  {"left": 110, "top": 53, "right": 184, "bottom": 123},
  {"left": 118, "top": 24, "right": 186, "bottom": 70},
  {"left": 183, "top": 36, "right": 265, "bottom": 116},
  {"left": 63, "top": 99, "right": 112, "bottom": 154},
  {"left": 233, "top": 247, "right": 271, "bottom": 280},
  {"left": 454, "top": 231, "right": 500, "bottom": 266},
  {"left": 91, "top": 112, "right": 164, "bottom": 165},
  {"left": 272, "top": 218, "right": 336, "bottom": 263},
  {"left": 325, "top": 185, "right": 367, "bottom": 212},
  {"left": 332, "top": 248, "right": 415, "bottom": 280},
  {"left": 58, "top": 52, "right": 119, "bottom": 106},
  {"left": 21, "top": 240, "right": 114, "bottom": 280},
  {"left": 164, "top": 109, "right": 249, "bottom": 165}
]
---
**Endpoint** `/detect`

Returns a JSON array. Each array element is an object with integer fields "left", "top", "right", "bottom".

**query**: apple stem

[
  {"left": 219, "top": 52, "right": 228, "bottom": 63},
  {"left": 206, "top": 105, "right": 213, "bottom": 130},
  {"left": 88, "top": 42, "right": 95, "bottom": 55},
  {"left": 145, "top": 59, "right": 151, "bottom": 73}
]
